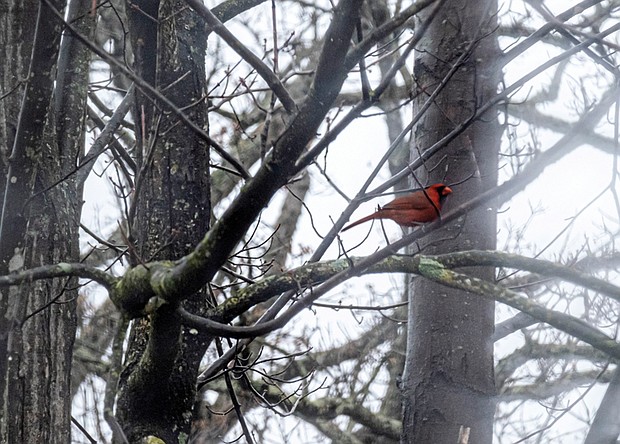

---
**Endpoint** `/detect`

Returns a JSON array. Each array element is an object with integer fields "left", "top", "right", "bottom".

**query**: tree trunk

[
  {"left": 115, "top": 1, "right": 211, "bottom": 441},
  {"left": 401, "top": 1, "right": 501, "bottom": 443},
  {"left": 0, "top": 0, "right": 94, "bottom": 441}
]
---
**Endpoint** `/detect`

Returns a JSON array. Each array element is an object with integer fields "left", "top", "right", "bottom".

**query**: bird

[{"left": 342, "top": 183, "right": 453, "bottom": 231}]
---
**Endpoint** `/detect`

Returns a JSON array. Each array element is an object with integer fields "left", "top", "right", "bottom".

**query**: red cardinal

[{"left": 342, "top": 183, "right": 453, "bottom": 231}]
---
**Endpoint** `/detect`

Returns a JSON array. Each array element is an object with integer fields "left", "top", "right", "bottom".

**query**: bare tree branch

[
  {"left": 417, "top": 257, "right": 620, "bottom": 360},
  {"left": 185, "top": 0, "right": 297, "bottom": 113},
  {"left": 0, "top": 262, "right": 118, "bottom": 290}
]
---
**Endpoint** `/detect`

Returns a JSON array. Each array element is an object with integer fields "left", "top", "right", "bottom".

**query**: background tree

[
  {"left": 401, "top": 1, "right": 500, "bottom": 442},
  {"left": 1, "top": 0, "right": 620, "bottom": 443}
]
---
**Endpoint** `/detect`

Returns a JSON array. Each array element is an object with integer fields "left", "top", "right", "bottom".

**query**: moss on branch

[{"left": 3, "top": 249, "right": 620, "bottom": 352}]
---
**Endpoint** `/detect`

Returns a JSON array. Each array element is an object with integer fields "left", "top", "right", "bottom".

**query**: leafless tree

[{"left": 1, "top": 0, "right": 620, "bottom": 443}]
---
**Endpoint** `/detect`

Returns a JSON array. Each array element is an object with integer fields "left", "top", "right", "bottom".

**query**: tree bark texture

[
  {"left": 116, "top": 1, "right": 211, "bottom": 441},
  {"left": 401, "top": 1, "right": 501, "bottom": 443},
  {"left": 0, "top": 0, "right": 94, "bottom": 442}
]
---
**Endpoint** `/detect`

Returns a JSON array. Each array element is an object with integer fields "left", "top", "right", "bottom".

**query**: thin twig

[{"left": 184, "top": 0, "right": 296, "bottom": 114}]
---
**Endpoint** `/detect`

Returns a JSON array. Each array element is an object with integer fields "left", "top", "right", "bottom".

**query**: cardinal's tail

[{"left": 342, "top": 213, "right": 379, "bottom": 232}]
